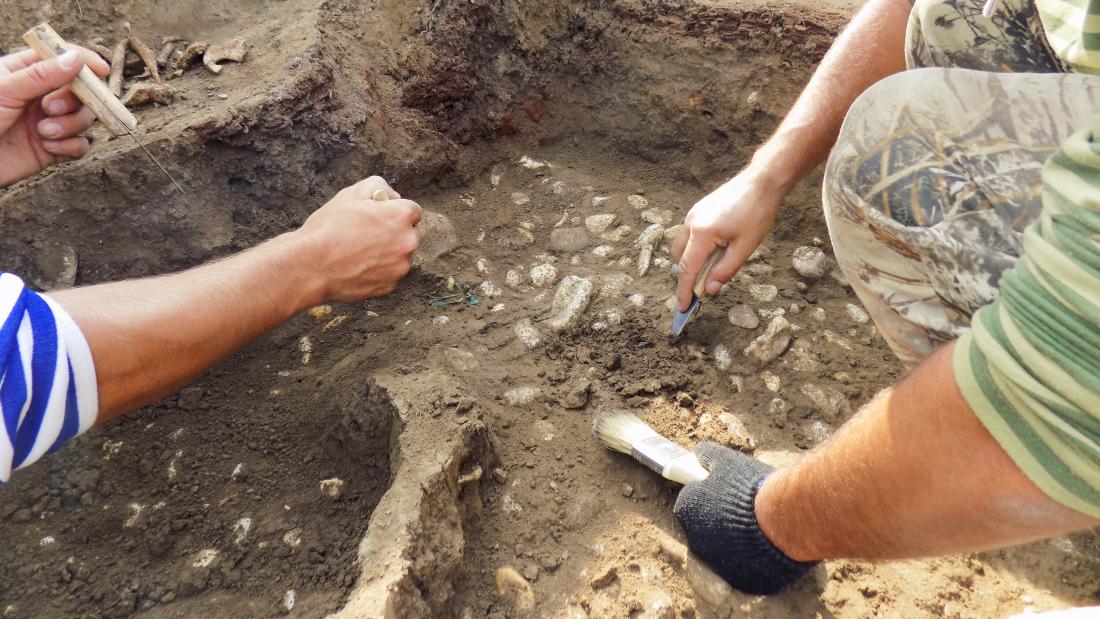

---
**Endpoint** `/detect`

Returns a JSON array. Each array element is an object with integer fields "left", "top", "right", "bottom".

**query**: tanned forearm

[
  {"left": 49, "top": 233, "right": 324, "bottom": 422},
  {"left": 756, "top": 343, "right": 1099, "bottom": 562},
  {"left": 750, "top": 0, "right": 911, "bottom": 191}
]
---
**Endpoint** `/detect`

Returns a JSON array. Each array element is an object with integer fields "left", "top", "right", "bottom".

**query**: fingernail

[
  {"left": 41, "top": 139, "right": 61, "bottom": 151},
  {"left": 47, "top": 100, "right": 67, "bottom": 115},
  {"left": 40, "top": 121, "right": 62, "bottom": 137},
  {"left": 58, "top": 49, "right": 79, "bottom": 68}
]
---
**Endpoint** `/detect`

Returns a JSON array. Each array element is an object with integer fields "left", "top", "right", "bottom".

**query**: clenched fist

[{"left": 293, "top": 176, "right": 423, "bottom": 303}]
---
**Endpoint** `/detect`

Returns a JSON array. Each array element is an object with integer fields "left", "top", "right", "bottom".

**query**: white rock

[
  {"left": 800, "top": 384, "right": 852, "bottom": 419},
  {"left": 320, "top": 478, "right": 346, "bottom": 498},
  {"left": 550, "top": 180, "right": 567, "bottom": 195},
  {"left": 714, "top": 345, "right": 733, "bottom": 371},
  {"left": 809, "top": 420, "right": 833, "bottom": 443},
  {"left": 641, "top": 208, "right": 674, "bottom": 226},
  {"left": 599, "top": 273, "right": 634, "bottom": 298},
  {"left": 514, "top": 319, "right": 542, "bottom": 349},
  {"left": 592, "top": 245, "right": 614, "bottom": 258},
  {"left": 744, "top": 316, "right": 792, "bottom": 363},
  {"left": 768, "top": 398, "right": 790, "bottom": 416},
  {"left": 479, "top": 281, "right": 502, "bottom": 298},
  {"left": 504, "top": 387, "right": 541, "bottom": 406},
  {"left": 727, "top": 304, "right": 759, "bottom": 329},
  {"left": 518, "top": 155, "right": 547, "bottom": 170},
  {"left": 758, "top": 307, "right": 785, "bottom": 320},
  {"left": 730, "top": 376, "right": 745, "bottom": 392},
  {"left": 627, "top": 194, "right": 649, "bottom": 209},
  {"left": 512, "top": 192, "right": 530, "bottom": 206},
  {"left": 445, "top": 347, "right": 479, "bottom": 371},
  {"left": 233, "top": 517, "right": 252, "bottom": 544},
  {"left": 603, "top": 225, "right": 633, "bottom": 243},
  {"left": 548, "top": 276, "right": 594, "bottom": 331},
  {"left": 505, "top": 270, "right": 522, "bottom": 288},
  {"left": 811, "top": 307, "right": 827, "bottom": 323},
  {"left": 592, "top": 196, "right": 612, "bottom": 207},
  {"left": 585, "top": 213, "right": 618, "bottom": 234},
  {"left": 433, "top": 315, "right": 450, "bottom": 326},
  {"left": 283, "top": 590, "right": 296, "bottom": 613},
  {"left": 550, "top": 227, "right": 590, "bottom": 253},
  {"left": 476, "top": 258, "right": 491, "bottom": 275},
  {"left": 530, "top": 263, "right": 559, "bottom": 287},
  {"left": 653, "top": 257, "right": 671, "bottom": 270},
  {"left": 762, "top": 371, "right": 781, "bottom": 392},
  {"left": 192, "top": 549, "right": 219, "bottom": 568},
  {"left": 846, "top": 303, "right": 870, "bottom": 324},
  {"left": 749, "top": 284, "right": 778, "bottom": 303},
  {"left": 491, "top": 303, "right": 506, "bottom": 312},
  {"left": 628, "top": 293, "right": 646, "bottom": 307},
  {"left": 792, "top": 246, "right": 828, "bottom": 278}
]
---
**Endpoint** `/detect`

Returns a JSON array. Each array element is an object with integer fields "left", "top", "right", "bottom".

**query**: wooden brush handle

[
  {"left": 22, "top": 23, "right": 138, "bottom": 136},
  {"left": 692, "top": 247, "right": 726, "bottom": 298}
]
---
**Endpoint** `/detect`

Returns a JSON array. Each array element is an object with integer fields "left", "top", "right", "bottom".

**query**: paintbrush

[{"left": 592, "top": 410, "right": 709, "bottom": 484}]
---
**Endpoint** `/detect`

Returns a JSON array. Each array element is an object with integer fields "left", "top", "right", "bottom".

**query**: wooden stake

[{"left": 22, "top": 23, "right": 138, "bottom": 136}]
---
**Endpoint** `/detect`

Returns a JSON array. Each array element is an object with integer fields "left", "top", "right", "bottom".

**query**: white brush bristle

[{"left": 592, "top": 410, "right": 660, "bottom": 454}]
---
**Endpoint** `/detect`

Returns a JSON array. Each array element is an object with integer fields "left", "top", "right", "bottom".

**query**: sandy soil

[{"left": 0, "top": 0, "right": 1098, "bottom": 617}]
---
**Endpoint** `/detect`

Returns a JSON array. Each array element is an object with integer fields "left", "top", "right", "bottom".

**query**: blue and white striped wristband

[{"left": 0, "top": 273, "right": 98, "bottom": 482}]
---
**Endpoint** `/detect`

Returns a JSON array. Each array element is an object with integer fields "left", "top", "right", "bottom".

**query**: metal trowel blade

[{"left": 671, "top": 294, "right": 701, "bottom": 336}]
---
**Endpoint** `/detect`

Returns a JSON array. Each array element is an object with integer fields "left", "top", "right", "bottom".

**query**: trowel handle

[{"left": 692, "top": 247, "right": 726, "bottom": 298}]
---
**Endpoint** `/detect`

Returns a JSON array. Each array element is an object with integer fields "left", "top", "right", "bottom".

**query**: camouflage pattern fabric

[{"left": 823, "top": 0, "right": 1100, "bottom": 368}]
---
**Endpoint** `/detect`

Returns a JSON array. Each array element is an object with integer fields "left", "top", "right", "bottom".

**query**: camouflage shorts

[{"left": 824, "top": 0, "right": 1100, "bottom": 367}]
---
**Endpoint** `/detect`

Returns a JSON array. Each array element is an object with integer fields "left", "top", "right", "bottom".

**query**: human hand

[
  {"left": 0, "top": 47, "right": 111, "bottom": 188},
  {"left": 295, "top": 176, "right": 422, "bottom": 303},
  {"left": 673, "top": 442, "right": 816, "bottom": 595},
  {"left": 670, "top": 169, "right": 786, "bottom": 311}
]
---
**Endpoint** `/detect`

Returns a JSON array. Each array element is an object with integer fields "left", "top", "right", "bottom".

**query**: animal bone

[
  {"left": 108, "top": 37, "right": 128, "bottom": 97},
  {"left": 203, "top": 37, "right": 246, "bottom": 74},
  {"left": 124, "top": 23, "right": 161, "bottom": 83},
  {"left": 156, "top": 36, "right": 182, "bottom": 66},
  {"left": 121, "top": 83, "right": 174, "bottom": 108}
]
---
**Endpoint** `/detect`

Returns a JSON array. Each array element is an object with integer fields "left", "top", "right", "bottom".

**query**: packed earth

[{"left": 1, "top": 0, "right": 1098, "bottom": 617}]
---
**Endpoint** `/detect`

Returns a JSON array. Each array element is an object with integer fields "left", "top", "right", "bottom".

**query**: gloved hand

[{"left": 673, "top": 442, "right": 817, "bottom": 595}]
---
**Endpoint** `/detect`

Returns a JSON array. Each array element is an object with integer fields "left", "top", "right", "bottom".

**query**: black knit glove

[{"left": 673, "top": 442, "right": 817, "bottom": 595}]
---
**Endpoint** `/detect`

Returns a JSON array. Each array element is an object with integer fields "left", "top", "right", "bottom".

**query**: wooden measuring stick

[{"left": 22, "top": 23, "right": 138, "bottom": 136}]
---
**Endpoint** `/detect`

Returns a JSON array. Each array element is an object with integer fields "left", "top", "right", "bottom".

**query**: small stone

[
  {"left": 627, "top": 194, "right": 649, "bottom": 209},
  {"left": 479, "top": 281, "right": 502, "bottom": 298},
  {"left": 768, "top": 398, "right": 790, "bottom": 416},
  {"left": 762, "top": 371, "right": 781, "bottom": 392},
  {"left": 749, "top": 284, "right": 778, "bottom": 303},
  {"left": 504, "top": 387, "right": 541, "bottom": 406},
  {"left": 730, "top": 376, "right": 745, "bottom": 393},
  {"left": 282, "top": 590, "right": 296, "bottom": 614},
  {"left": 530, "top": 263, "right": 559, "bottom": 287},
  {"left": 492, "top": 468, "right": 508, "bottom": 483},
  {"left": 743, "top": 316, "right": 792, "bottom": 364},
  {"left": 562, "top": 380, "right": 591, "bottom": 410},
  {"left": 727, "top": 304, "right": 760, "bottom": 329},
  {"left": 416, "top": 210, "right": 461, "bottom": 264},
  {"left": 591, "top": 245, "right": 614, "bottom": 257},
  {"left": 511, "top": 192, "right": 530, "bottom": 206},
  {"left": 548, "top": 276, "right": 594, "bottom": 331},
  {"left": 505, "top": 269, "right": 522, "bottom": 288},
  {"left": 550, "top": 227, "right": 590, "bottom": 253},
  {"left": 622, "top": 483, "right": 634, "bottom": 497},
  {"left": 491, "top": 303, "right": 506, "bottom": 312},
  {"left": 523, "top": 564, "right": 540, "bottom": 581},
  {"left": 846, "top": 303, "right": 870, "bottom": 324},
  {"left": 628, "top": 293, "right": 645, "bottom": 307},
  {"left": 319, "top": 478, "right": 345, "bottom": 498},
  {"left": 592, "top": 308, "right": 623, "bottom": 332},
  {"left": 476, "top": 258, "right": 491, "bottom": 275},
  {"left": 640, "top": 208, "right": 674, "bottom": 226},
  {"left": 811, "top": 307, "right": 827, "bottom": 323},
  {"left": 585, "top": 214, "right": 618, "bottom": 234},
  {"left": 603, "top": 225, "right": 633, "bottom": 243},
  {"left": 592, "top": 196, "right": 611, "bottom": 207},
  {"left": 800, "top": 384, "right": 852, "bottom": 420},
  {"left": 514, "top": 319, "right": 542, "bottom": 350},
  {"left": 813, "top": 237, "right": 825, "bottom": 247},
  {"left": 718, "top": 413, "right": 756, "bottom": 451},
  {"left": 789, "top": 303, "right": 801, "bottom": 314},
  {"left": 599, "top": 273, "right": 633, "bottom": 298},
  {"left": 809, "top": 420, "right": 833, "bottom": 443},
  {"left": 792, "top": 246, "right": 828, "bottom": 279},
  {"left": 432, "top": 315, "right": 450, "bottom": 326},
  {"left": 518, "top": 155, "right": 547, "bottom": 170},
  {"left": 308, "top": 305, "right": 332, "bottom": 319},
  {"left": 713, "top": 345, "right": 733, "bottom": 371},
  {"left": 495, "top": 566, "right": 534, "bottom": 610},
  {"left": 635, "top": 224, "right": 666, "bottom": 276},
  {"left": 744, "top": 263, "right": 774, "bottom": 277},
  {"left": 445, "top": 347, "right": 479, "bottom": 371}
]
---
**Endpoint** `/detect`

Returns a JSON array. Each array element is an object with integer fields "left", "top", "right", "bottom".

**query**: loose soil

[{"left": 1, "top": 0, "right": 1098, "bottom": 618}]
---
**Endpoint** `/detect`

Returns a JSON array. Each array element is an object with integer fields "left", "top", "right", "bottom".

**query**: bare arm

[
  {"left": 49, "top": 176, "right": 421, "bottom": 423},
  {"left": 756, "top": 343, "right": 1098, "bottom": 562},
  {"left": 672, "top": 0, "right": 912, "bottom": 310}
]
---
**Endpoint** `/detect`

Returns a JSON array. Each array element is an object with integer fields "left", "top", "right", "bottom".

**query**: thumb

[
  {"left": 702, "top": 241, "right": 755, "bottom": 295},
  {"left": 0, "top": 50, "right": 83, "bottom": 110}
]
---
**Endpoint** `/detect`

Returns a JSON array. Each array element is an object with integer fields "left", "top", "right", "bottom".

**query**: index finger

[
  {"left": 675, "top": 237, "right": 718, "bottom": 312},
  {"left": 0, "top": 46, "right": 109, "bottom": 78}
]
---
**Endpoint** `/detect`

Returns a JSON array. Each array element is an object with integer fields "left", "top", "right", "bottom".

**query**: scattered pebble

[
  {"left": 792, "top": 246, "right": 828, "bottom": 279},
  {"left": 592, "top": 196, "right": 612, "bottom": 207},
  {"left": 233, "top": 517, "right": 252, "bottom": 544},
  {"left": 322, "top": 315, "right": 347, "bottom": 331},
  {"left": 627, "top": 194, "right": 649, "bottom": 209},
  {"left": 308, "top": 305, "right": 332, "bottom": 319},
  {"left": 39, "top": 536, "right": 55, "bottom": 548},
  {"left": 628, "top": 293, "right": 646, "bottom": 307},
  {"left": 640, "top": 208, "right": 674, "bottom": 226},
  {"left": 495, "top": 566, "right": 535, "bottom": 610},
  {"left": 514, "top": 319, "right": 542, "bottom": 349},
  {"left": 550, "top": 227, "right": 590, "bottom": 253},
  {"left": 192, "top": 549, "right": 218, "bottom": 568},
  {"left": 743, "top": 316, "right": 792, "bottom": 364},
  {"left": 749, "top": 284, "right": 778, "bottom": 303},
  {"left": 846, "top": 303, "right": 870, "bottom": 324},
  {"left": 769, "top": 398, "right": 790, "bottom": 416},
  {"left": 800, "top": 384, "right": 852, "bottom": 420},
  {"left": 762, "top": 371, "right": 781, "bottom": 392},
  {"left": 548, "top": 276, "right": 594, "bottom": 331},
  {"left": 511, "top": 192, "right": 530, "bottom": 206},
  {"left": 603, "top": 225, "right": 633, "bottom": 243},
  {"left": 585, "top": 213, "right": 618, "bottom": 234},
  {"left": 479, "top": 281, "right": 502, "bottom": 298},
  {"left": 505, "top": 269, "right": 522, "bottom": 288},
  {"left": 476, "top": 258, "right": 491, "bottom": 275},
  {"left": 811, "top": 307, "right": 827, "bottom": 323},
  {"left": 713, "top": 345, "right": 733, "bottom": 371},
  {"left": 809, "top": 420, "right": 833, "bottom": 443},
  {"left": 298, "top": 336, "right": 312, "bottom": 365},
  {"left": 718, "top": 413, "right": 756, "bottom": 451},
  {"left": 319, "top": 478, "right": 345, "bottom": 499},
  {"left": 592, "top": 245, "right": 614, "bottom": 257},
  {"left": 728, "top": 304, "right": 760, "bottom": 329},
  {"left": 491, "top": 303, "right": 506, "bottom": 312},
  {"left": 518, "top": 155, "right": 547, "bottom": 170},
  {"left": 504, "top": 387, "right": 541, "bottom": 406},
  {"left": 433, "top": 315, "right": 450, "bottom": 326},
  {"left": 599, "top": 273, "right": 634, "bottom": 298},
  {"left": 530, "top": 264, "right": 558, "bottom": 287},
  {"left": 730, "top": 376, "right": 745, "bottom": 393},
  {"left": 283, "top": 590, "right": 296, "bottom": 614}
]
